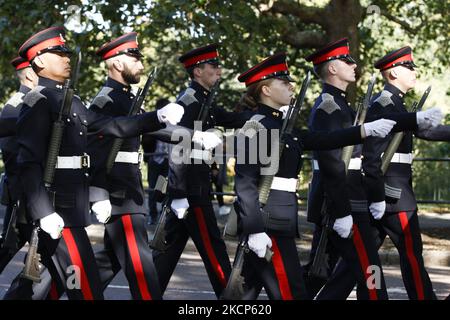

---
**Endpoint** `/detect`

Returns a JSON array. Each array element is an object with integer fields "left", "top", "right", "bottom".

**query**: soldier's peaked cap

[
  {"left": 179, "top": 44, "right": 219, "bottom": 69},
  {"left": 238, "top": 53, "right": 294, "bottom": 87},
  {"left": 11, "top": 56, "right": 30, "bottom": 71},
  {"left": 96, "top": 32, "right": 143, "bottom": 60},
  {"left": 374, "top": 46, "right": 416, "bottom": 71},
  {"left": 19, "top": 26, "right": 72, "bottom": 62},
  {"left": 305, "top": 38, "right": 356, "bottom": 66}
]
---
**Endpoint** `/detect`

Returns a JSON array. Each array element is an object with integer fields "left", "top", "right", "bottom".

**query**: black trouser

[
  {"left": 152, "top": 203, "right": 231, "bottom": 298},
  {"left": 303, "top": 223, "right": 340, "bottom": 298},
  {"left": 241, "top": 235, "right": 310, "bottom": 300},
  {"left": 316, "top": 214, "right": 388, "bottom": 300},
  {"left": 147, "top": 159, "right": 168, "bottom": 222},
  {"left": 321, "top": 210, "right": 436, "bottom": 300},
  {"left": 95, "top": 213, "right": 162, "bottom": 300},
  {"left": 3, "top": 227, "right": 103, "bottom": 300}
]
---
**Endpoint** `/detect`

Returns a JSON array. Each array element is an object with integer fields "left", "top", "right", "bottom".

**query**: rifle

[
  {"left": 105, "top": 67, "right": 158, "bottom": 174},
  {"left": 380, "top": 86, "right": 431, "bottom": 175},
  {"left": 221, "top": 239, "right": 249, "bottom": 300},
  {"left": 198, "top": 80, "right": 220, "bottom": 125},
  {"left": 308, "top": 74, "right": 376, "bottom": 280},
  {"left": 22, "top": 47, "right": 82, "bottom": 283},
  {"left": 258, "top": 71, "right": 311, "bottom": 205},
  {"left": 3, "top": 201, "right": 19, "bottom": 252},
  {"left": 150, "top": 81, "right": 220, "bottom": 251},
  {"left": 21, "top": 227, "right": 41, "bottom": 282},
  {"left": 149, "top": 197, "right": 170, "bottom": 252},
  {"left": 221, "top": 72, "right": 312, "bottom": 299}
]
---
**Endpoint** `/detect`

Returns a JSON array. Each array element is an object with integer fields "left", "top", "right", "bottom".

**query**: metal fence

[{"left": 143, "top": 153, "right": 450, "bottom": 205}]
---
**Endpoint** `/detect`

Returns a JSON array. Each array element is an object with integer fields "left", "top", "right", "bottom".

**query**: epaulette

[
  {"left": 178, "top": 87, "right": 198, "bottom": 106},
  {"left": 236, "top": 114, "right": 266, "bottom": 138},
  {"left": 5, "top": 92, "right": 25, "bottom": 108},
  {"left": 317, "top": 93, "right": 340, "bottom": 114},
  {"left": 373, "top": 90, "right": 394, "bottom": 108},
  {"left": 91, "top": 87, "right": 113, "bottom": 109},
  {"left": 22, "top": 86, "right": 46, "bottom": 107}
]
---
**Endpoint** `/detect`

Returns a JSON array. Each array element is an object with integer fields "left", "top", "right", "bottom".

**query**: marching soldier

[
  {"left": 87, "top": 32, "right": 164, "bottom": 300},
  {"left": 152, "top": 44, "right": 253, "bottom": 298},
  {"left": 317, "top": 47, "right": 448, "bottom": 301},
  {"left": 0, "top": 57, "right": 37, "bottom": 269},
  {"left": 233, "top": 52, "right": 399, "bottom": 300},
  {"left": 7, "top": 26, "right": 183, "bottom": 300},
  {"left": 359, "top": 47, "right": 447, "bottom": 299},
  {"left": 305, "top": 39, "right": 441, "bottom": 300}
]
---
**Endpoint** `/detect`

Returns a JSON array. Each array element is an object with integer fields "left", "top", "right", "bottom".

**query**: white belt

[
  {"left": 114, "top": 151, "right": 142, "bottom": 164},
  {"left": 270, "top": 177, "right": 298, "bottom": 192},
  {"left": 190, "top": 149, "right": 212, "bottom": 161},
  {"left": 56, "top": 154, "right": 90, "bottom": 169},
  {"left": 313, "top": 158, "right": 361, "bottom": 171},
  {"left": 388, "top": 152, "right": 413, "bottom": 164}
]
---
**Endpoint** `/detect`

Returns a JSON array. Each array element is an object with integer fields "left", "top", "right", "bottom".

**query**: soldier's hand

[
  {"left": 417, "top": 107, "right": 443, "bottom": 129},
  {"left": 248, "top": 232, "right": 272, "bottom": 258},
  {"left": 192, "top": 130, "right": 222, "bottom": 150},
  {"left": 157, "top": 103, "right": 184, "bottom": 125},
  {"left": 369, "top": 201, "right": 386, "bottom": 220},
  {"left": 91, "top": 200, "right": 112, "bottom": 224},
  {"left": 171, "top": 198, "right": 189, "bottom": 219},
  {"left": 40, "top": 212, "right": 65, "bottom": 240},
  {"left": 333, "top": 215, "right": 353, "bottom": 238},
  {"left": 363, "top": 118, "right": 396, "bottom": 138}
]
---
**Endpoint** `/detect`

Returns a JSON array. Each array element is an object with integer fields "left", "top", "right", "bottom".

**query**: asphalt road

[{"left": 0, "top": 238, "right": 449, "bottom": 300}]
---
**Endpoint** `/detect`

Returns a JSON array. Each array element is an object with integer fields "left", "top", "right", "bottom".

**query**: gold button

[{"left": 79, "top": 132, "right": 83, "bottom": 135}]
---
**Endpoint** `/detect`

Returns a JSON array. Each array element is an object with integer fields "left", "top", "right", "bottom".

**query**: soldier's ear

[
  {"left": 25, "top": 68, "right": 38, "bottom": 85},
  {"left": 193, "top": 66, "right": 203, "bottom": 79},
  {"left": 261, "top": 84, "right": 271, "bottom": 97},
  {"left": 33, "top": 55, "right": 45, "bottom": 69},
  {"left": 328, "top": 61, "right": 338, "bottom": 76},
  {"left": 389, "top": 68, "right": 399, "bottom": 80},
  {"left": 112, "top": 59, "right": 124, "bottom": 72}
]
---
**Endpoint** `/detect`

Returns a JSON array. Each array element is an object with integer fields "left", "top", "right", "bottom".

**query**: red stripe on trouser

[
  {"left": 352, "top": 224, "right": 378, "bottom": 300},
  {"left": 270, "top": 237, "right": 293, "bottom": 300},
  {"left": 48, "top": 281, "right": 59, "bottom": 300},
  {"left": 398, "top": 211, "right": 425, "bottom": 300},
  {"left": 62, "top": 228, "right": 93, "bottom": 300},
  {"left": 121, "top": 215, "right": 152, "bottom": 300},
  {"left": 193, "top": 207, "right": 227, "bottom": 287}
]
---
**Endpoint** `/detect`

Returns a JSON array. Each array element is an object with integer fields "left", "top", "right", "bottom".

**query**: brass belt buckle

[{"left": 81, "top": 153, "right": 90, "bottom": 169}]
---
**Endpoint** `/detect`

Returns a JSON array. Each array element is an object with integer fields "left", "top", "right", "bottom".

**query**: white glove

[
  {"left": 91, "top": 200, "right": 112, "bottom": 224},
  {"left": 171, "top": 198, "right": 189, "bottom": 219},
  {"left": 248, "top": 232, "right": 272, "bottom": 258},
  {"left": 369, "top": 201, "right": 386, "bottom": 220},
  {"left": 363, "top": 118, "right": 397, "bottom": 138},
  {"left": 192, "top": 131, "right": 222, "bottom": 150},
  {"left": 279, "top": 105, "right": 290, "bottom": 119},
  {"left": 333, "top": 215, "right": 353, "bottom": 238},
  {"left": 40, "top": 212, "right": 65, "bottom": 240},
  {"left": 157, "top": 103, "right": 184, "bottom": 125},
  {"left": 416, "top": 107, "right": 443, "bottom": 129}
]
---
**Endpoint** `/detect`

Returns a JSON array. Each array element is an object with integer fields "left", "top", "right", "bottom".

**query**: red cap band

[
  {"left": 312, "top": 46, "right": 349, "bottom": 65},
  {"left": 245, "top": 63, "right": 287, "bottom": 86},
  {"left": 380, "top": 53, "right": 413, "bottom": 70},
  {"left": 183, "top": 51, "right": 218, "bottom": 68},
  {"left": 15, "top": 61, "right": 30, "bottom": 70},
  {"left": 102, "top": 41, "right": 138, "bottom": 59},
  {"left": 26, "top": 36, "right": 65, "bottom": 61}
]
